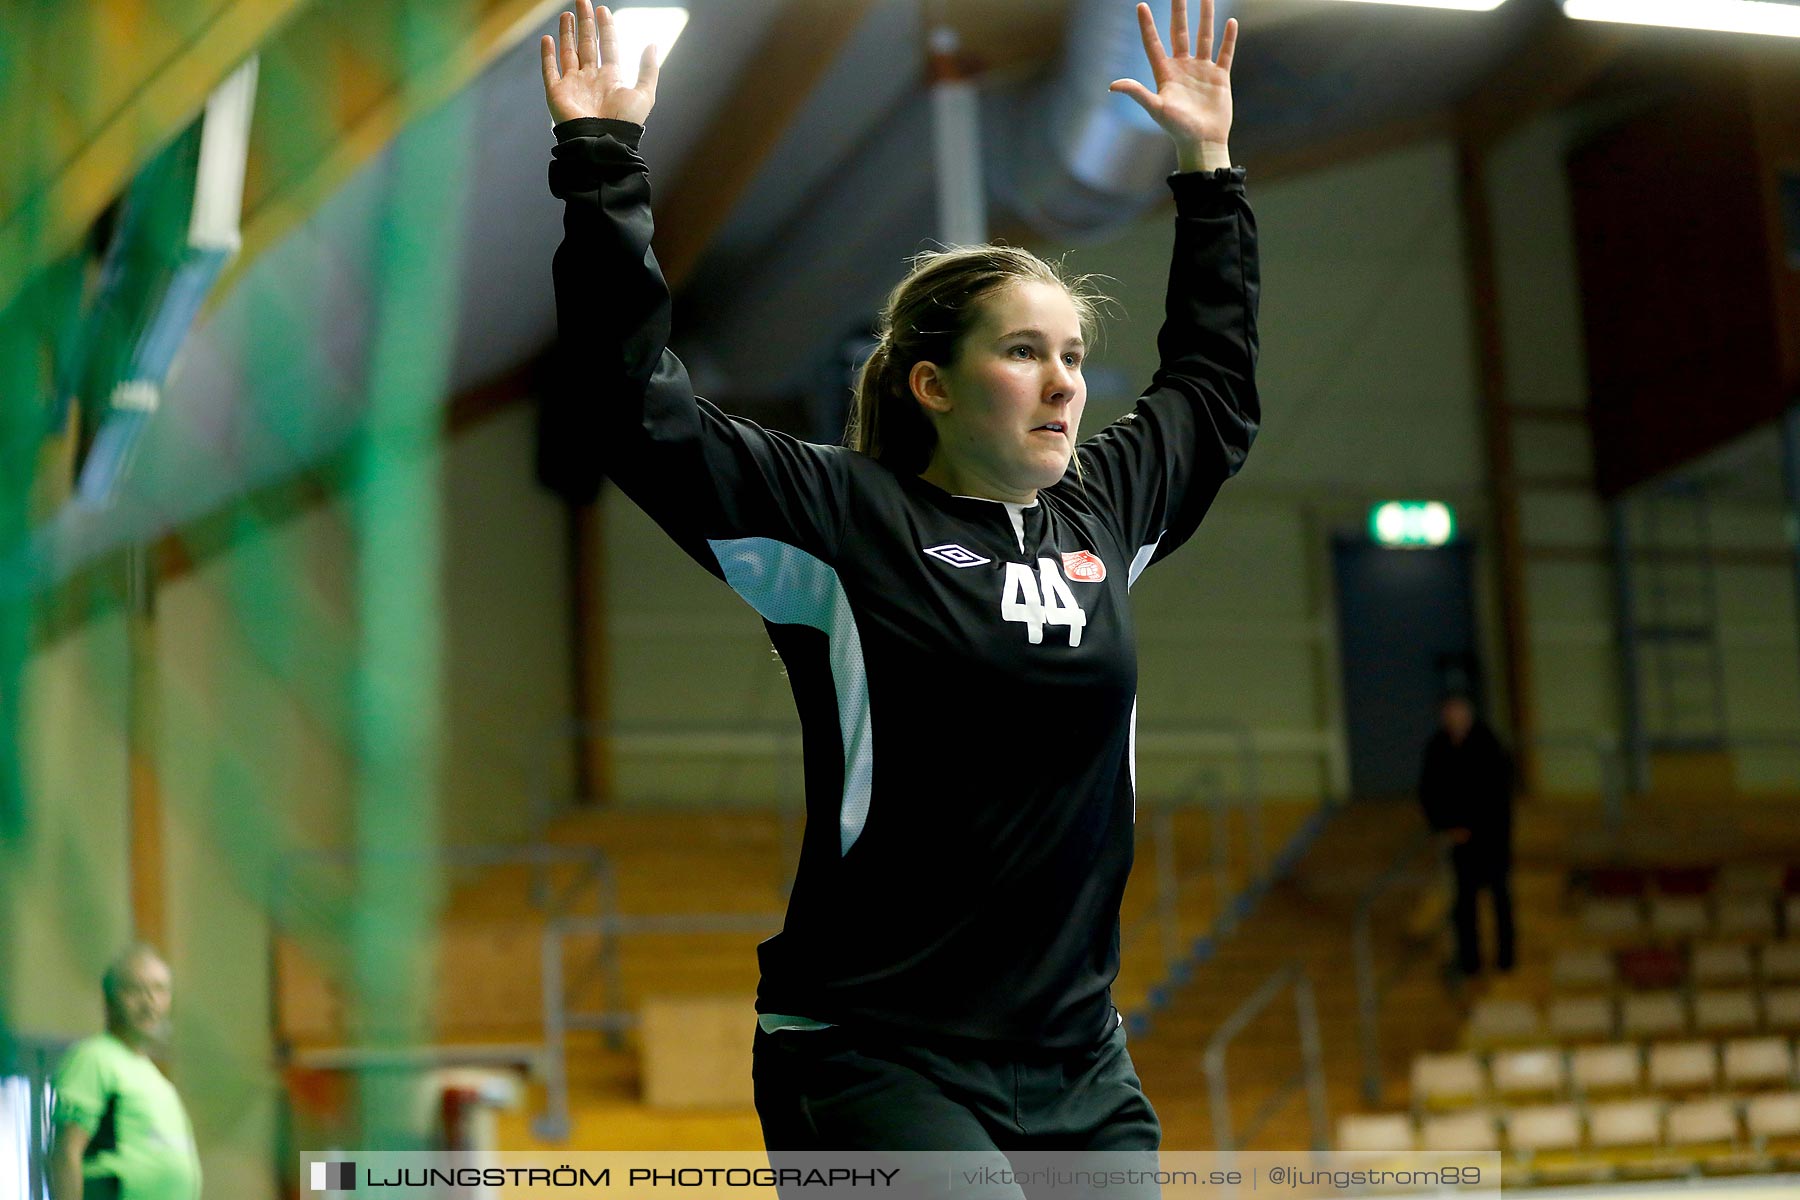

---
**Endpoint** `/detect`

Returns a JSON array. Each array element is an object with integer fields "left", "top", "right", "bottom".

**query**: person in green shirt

[{"left": 50, "top": 945, "right": 201, "bottom": 1200}]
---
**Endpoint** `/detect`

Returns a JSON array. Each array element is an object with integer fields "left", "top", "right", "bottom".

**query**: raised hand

[
  {"left": 1109, "top": 0, "right": 1236, "bottom": 171},
  {"left": 540, "top": 0, "right": 660, "bottom": 126}
]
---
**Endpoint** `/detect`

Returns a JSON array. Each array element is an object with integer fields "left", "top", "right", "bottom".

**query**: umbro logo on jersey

[
  {"left": 923, "top": 543, "right": 991, "bottom": 569},
  {"left": 1061, "top": 550, "right": 1106, "bottom": 583}
]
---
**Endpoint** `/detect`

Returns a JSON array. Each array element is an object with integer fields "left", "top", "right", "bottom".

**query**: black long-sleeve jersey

[{"left": 549, "top": 117, "right": 1259, "bottom": 1053}]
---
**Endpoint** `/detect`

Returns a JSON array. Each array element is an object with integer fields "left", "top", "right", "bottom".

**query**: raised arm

[
  {"left": 541, "top": 2, "right": 847, "bottom": 570},
  {"left": 540, "top": 0, "right": 659, "bottom": 126},
  {"left": 1077, "top": 0, "right": 1258, "bottom": 576},
  {"left": 1109, "top": 0, "right": 1237, "bottom": 173}
]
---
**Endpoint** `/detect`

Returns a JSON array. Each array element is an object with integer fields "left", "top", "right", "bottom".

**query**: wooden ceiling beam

[
  {"left": 923, "top": 0, "right": 1068, "bottom": 81},
  {"left": 1453, "top": 8, "right": 1631, "bottom": 152},
  {"left": 651, "top": 0, "right": 880, "bottom": 291}
]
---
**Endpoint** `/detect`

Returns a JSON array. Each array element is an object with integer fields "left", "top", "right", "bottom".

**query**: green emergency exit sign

[{"left": 1370, "top": 500, "right": 1456, "bottom": 547}]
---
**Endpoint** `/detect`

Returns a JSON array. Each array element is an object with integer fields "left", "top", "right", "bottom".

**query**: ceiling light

[
  {"left": 1318, "top": 0, "right": 1509, "bottom": 11},
  {"left": 1562, "top": 0, "right": 1800, "bottom": 38},
  {"left": 610, "top": 6, "right": 688, "bottom": 68}
]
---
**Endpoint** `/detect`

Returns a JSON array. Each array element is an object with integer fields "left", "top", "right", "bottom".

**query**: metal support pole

[
  {"left": 1694, "top": 489, "right": 1728, "bottom": 743},
  {"left": 1598, "top": 734, "right": 1624, "bottom": 838},
  {"left": 777, "top": 734, "right": 801, "bottom": 898},
  {"left": 1454, "top": 134, "right": 1536, "bottom": 792},
  {"left": 528, "top": 724, "right": 557, "bottom": 909},
  {"left": 1209, "top": 773, "right": 1232, "bottom": 913},
  {"left": 1780, "top": 407, "right": 1800, "bottom": 729},
  {"left": 534, "top": 925, "right": 571, "bottom": 1142},
  {"left": 1204, "top": 1043, "right": 1232, "bottom": 1155},
  {"left": 1348, "top": 831, "right": 1435, "bottom": 1110},
  {"left": 1239, "top": 727, "right": 1266, "bottom": 873},
  {"left": 1294, "top": 972, "right": 1329, "bottom": 1156},
  {"left": 1205, "top": 962, "right": 1317, "bottom": 1153},
  {"left": 597, "top": 861, "right": 626, "bottom": 1052},
  {"left": 928, "top": 26, "right": 987, "bottom": 246},
  {"left": 1154, "top": 806, "right": 1178, "bottom": 968},
  {"left": 1353, "top": 912, "right": 1381, "bottom": 1105},
  {"left": 1609, "top": 500, "right": 1649, "bottom": 796}
]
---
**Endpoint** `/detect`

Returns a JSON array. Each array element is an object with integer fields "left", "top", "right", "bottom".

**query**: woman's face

[{"left": 913, "top": 280, "right": 1086, "bottom": 503}]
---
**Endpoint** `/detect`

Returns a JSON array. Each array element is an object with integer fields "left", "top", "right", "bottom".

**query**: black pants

[
  {"left": 1450, "top": 844, "right": 1515, "bottom": 975},
  {"left": 752, "top": 1016, "right": 1160, "bottom": 1198}
]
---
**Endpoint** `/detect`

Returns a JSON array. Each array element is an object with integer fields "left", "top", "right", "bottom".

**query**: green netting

[
  {"left": 2, "top": 0, "right": 481, "bottom": 1165},
  {"left": 0, "top": 0, "right": 68, "bottom": 1069},
  {"left": 344, "top": 0, "right": 475, "bottom": 1143}
]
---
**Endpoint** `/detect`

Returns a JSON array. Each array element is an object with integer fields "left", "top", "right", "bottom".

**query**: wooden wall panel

[{"left": 1568, "top": 61, "right": 1800, "bottom": 498}]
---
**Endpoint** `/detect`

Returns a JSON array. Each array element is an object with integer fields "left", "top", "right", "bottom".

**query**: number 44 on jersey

[{"left": 1002, "top": 558, "right": 1088, "bottom": 647}]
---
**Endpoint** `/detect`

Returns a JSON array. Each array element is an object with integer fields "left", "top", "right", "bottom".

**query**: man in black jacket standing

[{"left": 1419, "top": 692, "right": 1516, "bottom": 978}]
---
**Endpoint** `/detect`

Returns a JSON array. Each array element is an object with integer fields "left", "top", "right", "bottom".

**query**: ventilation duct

[{"left": 987, "top": 0, "right": 1240, "bottom": 241}]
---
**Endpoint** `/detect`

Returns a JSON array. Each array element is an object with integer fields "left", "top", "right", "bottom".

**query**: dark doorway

[{"left": 1332, "top": 538, "right": 1480, "bottom": 801}]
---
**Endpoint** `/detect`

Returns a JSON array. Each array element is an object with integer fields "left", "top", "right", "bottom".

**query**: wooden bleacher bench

[
  {"left": 1412, "top": 1051, "right": 1484, "bottom": 1111},
  {"left": 1418, "top": 1108, "right": 1499, "bottom": 1152},
  {"left": 1571, "top": 1043, "right": 1641, "bottom": 1096},
  {"left": 1550, "top": 994, "right": 1616, "bottom": 1041},
  {"left": 1491, "top": 1047, "right": 1564, "bottom": 1100},
  {"left": 1646, "top": 1040, "right": 1717, "bottom": 1094},
  {"left": 638, "top": 995, "right": 757, "bottom": 1109},
  {"left": 1723, "top": 1036, "right": 1794, "bottom": 1088},
  {"left": 1552, "top": 947, "right": 1614, "bottom": 990},
  {"left": 1622, "top": 991, "right": 1687, "bottom": 1039},
  {"left": 1693, "top": 942, "right": 1755, "bottom": 984},
  {"left": 1466, "top": 997, "right": 1543, "bottom": 1048}
]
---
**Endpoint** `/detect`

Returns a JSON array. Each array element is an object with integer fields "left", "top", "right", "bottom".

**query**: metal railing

[
  {"left": 272, "top": 843, "right": 611, "bottom": 1139},
  {"left": 1533, "top": 731, "right": 1627, "bottom": 832},
  {"left": 1127, "top": 766, "right": 1230, "bottom": 970},
  {"left": 1121, "top": 722, "right": 1273, "bottom": 970},
  {"left": 1351, "top": 829, "right": 1443, "bottom": 1105},
  {"left": 1202, "top": 960, "right": 1328, "bottom": 1154},
  {"left": 1700, "top": 733, "right": 1800, "bottom": 797},
  {"left": 534, "top": 909, "right": 785, "bottom": 1140},
  {"left": 541, "top": 719, "right": 1278, "bottom": 991},
  {"left": 275, "top": 842, "right": 612, "bottom": 964},
  {"left": 1535, "top": 732, "right": 1800, "bottom": 834},
  {"left": 274, "top": 838, "right": 795, "bottom": 1138},
  {"left": 1140, "top": 722, "right": 1269, "bottom": 874},
  {"left": 281, "top": 718, "right": 1331, "bottom": 1139}
]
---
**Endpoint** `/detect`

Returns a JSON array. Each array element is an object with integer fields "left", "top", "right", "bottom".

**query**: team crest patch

[
  {"left": 1061, "top": 550, "right": 1106, "bottom": 582},
  {"left": 923, "top": 543, "right": 990, "bottom": 569}
]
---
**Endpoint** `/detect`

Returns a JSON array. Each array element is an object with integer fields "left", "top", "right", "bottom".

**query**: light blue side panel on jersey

[
  {"left": 1127, "top": 698, "right": 1138, "bottom": 822},
  {"left": 1126, "top": 536, "right": 1160, "bottom": 813},
  {"left": 707, "top": 537, "right": 874, "bottom": 855},
  {"left": 1128, "top": 534, "right": 1165, "bottom": 589}
]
